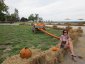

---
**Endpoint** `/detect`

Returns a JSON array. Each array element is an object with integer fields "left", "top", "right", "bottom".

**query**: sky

[{"left": 4, "top": 0, "right": 85, "bottom": 21}]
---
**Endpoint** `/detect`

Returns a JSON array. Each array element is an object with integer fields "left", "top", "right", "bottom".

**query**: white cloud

[{"left": 5, "top": 0, "right": 85, "bottom": 21}]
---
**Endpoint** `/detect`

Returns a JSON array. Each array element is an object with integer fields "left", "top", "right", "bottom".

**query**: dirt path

[
  {"left": 63, "top": 31, "right": 85, "bottom": 64},
  {"left": 0, "top": 23, "right": 19, "bottom": 25}
]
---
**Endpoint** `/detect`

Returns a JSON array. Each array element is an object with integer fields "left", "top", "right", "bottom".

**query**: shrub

[{"left": 53, "top": 25, "right": 57, "bottom": 29}]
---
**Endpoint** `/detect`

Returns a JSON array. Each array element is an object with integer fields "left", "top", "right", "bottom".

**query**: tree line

[{"left": 0, "top": 1, "right": 43, "bottom": 23}]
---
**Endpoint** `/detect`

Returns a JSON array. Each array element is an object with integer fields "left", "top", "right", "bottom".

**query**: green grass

[{"left": 0, "top": 25, "right": 62, "bottom": 63}]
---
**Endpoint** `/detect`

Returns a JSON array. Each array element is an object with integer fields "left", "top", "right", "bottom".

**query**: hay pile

[
  {"left": 76, "top": 27, "right": 83, "bottom": 36},
  {"left": 53, "top": 25, "right": 57, "bottom": 29},
  {"left": 2, "top": 49, "right": 42, "bottom": 64},
  {"left": 52, "top": 25, "right": 65, "bottom": 30},
  {"left": 2, "top": 47, "right": 65, "bottom": 64},
  {"left": 69, "top": 29, "right": 78, "bottom": 43},
  {"left": 66, "top": 26, "right": 72, "bottom": 31},
  {"left": 68, "top": 27, "right": 83, "bottom": 43},
  {"left": 57, "top": 27, "right": 65, "bottom": 30}
]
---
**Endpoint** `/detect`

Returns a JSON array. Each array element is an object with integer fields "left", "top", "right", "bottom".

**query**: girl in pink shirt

[{"left": 60, "top": 30, "right": 76, "bottom": 60}]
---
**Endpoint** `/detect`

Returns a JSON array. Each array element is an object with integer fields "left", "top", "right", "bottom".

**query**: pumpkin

[
  {"left": 20, "top": 47, "right": 32, "bottom": 59},
  {"left": 51, "top": 47, "right": 60, "bottom": 51}
]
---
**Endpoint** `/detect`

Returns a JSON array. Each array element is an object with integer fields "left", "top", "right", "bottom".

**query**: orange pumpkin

[
  {"left": 20, "top": 47, "right": 32, "bottom": 59},
  {"left": 52, "top": 47, "right": 60, "bottom": 51}
]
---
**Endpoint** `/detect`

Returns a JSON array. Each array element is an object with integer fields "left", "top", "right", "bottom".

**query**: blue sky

[{"left": 5, "top": 0, "right": 85, "bottom": 21}]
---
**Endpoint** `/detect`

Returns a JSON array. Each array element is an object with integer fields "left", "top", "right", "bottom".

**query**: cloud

[{"left": 5, "top": 0, "right": 85, "bottom": 21}]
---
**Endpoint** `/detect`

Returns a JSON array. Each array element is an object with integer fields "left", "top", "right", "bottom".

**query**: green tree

[
  {"left": 0, "top": 2, "right": 8, "bottom": 12},
  {"left": 28, "top": 14, "right": 35, "bottom": 21},
  {"left": 28, "top": 14, "right": 43, "bottom": 22},
  {"left": 35, "top": 14, "right": 39, "bottom": 21},
  {"left": 9, "top": 8, "right": 20, "bottom": 23},
  {"left": 9, "top": 13, "right": 16, "bottom": 23},
  {"left": 21, "top": 17, "right": 28, "bottom": 22},
  {"left": 39, "top": 17, "right": 43, "bottom": 21},
  {"left": 0, "top": 12, "right": 5, "bottom": 22},
  {"left": 14, "top": 8, "right": 20, "bottom": 21},
  {"left": 0, "top": 2, "right": 8, "bottom": 22}
]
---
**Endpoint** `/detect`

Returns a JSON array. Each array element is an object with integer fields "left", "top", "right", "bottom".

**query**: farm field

[{"left": 0, "top": 25, "right": 62, "bottom": 63}]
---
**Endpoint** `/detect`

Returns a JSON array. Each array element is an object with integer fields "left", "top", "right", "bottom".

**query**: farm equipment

[
  {"left": 32, "top": 22, "right": 45, "bottom": 33},
  {"left": 32, "top": 22, "right": 60, "bottom": 40}
]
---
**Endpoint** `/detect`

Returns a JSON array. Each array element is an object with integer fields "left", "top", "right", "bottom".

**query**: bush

[
  {"left": 53, "top": 25, "right": 57, "bottom": 29},
  {"left": 19, "top": 22, "right": 31, "bottom": 26}
]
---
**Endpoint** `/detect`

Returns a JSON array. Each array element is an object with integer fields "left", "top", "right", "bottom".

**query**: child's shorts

[{"left": 60, "top": 41, "right": 66, "bottom": 48}]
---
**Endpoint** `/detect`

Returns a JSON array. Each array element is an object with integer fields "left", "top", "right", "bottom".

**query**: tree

[
  {"left": 0, "top": 2, "right": 8, "bottom": 22},
  {"left": 39, "top": 17, "right": 43, "bottom": 21},
  {"left": 10, "top": 13, "right": 16, "bottom": 23},
  {"left": 28, "top": 14, "right": 43, "bottom": 22},
  {"left": 0, "top": 2, "right": 8, "bottom": 13},
  {"left": 0, "top": 12, "right": 5, "bottom": 22},
  {"left": 28, "top": 14, "right": 35, "bottom": 21},
  {"left": 35, "top": 14, "right": 39, "bottom": 21},
  {"left": 8, "top": 8, "right": 20, "bottom": 23},
  {"left": 14, "top": 8, "right": 20, "bottom": 21},
  {"left": 21, "top": 17, "right": 28, "bottom": 22}
]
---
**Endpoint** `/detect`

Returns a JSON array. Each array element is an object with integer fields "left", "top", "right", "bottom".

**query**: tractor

[
  {"left": 32, "top": 22, "right": 45, "bottom": 33},
  {"left": 32, "top": 21, "right": 60, "bottom": 40}
]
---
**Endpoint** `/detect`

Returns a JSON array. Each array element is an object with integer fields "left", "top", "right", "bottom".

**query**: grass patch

[{"left": 0, "top": 25, "right": 62, "bottom": 63}]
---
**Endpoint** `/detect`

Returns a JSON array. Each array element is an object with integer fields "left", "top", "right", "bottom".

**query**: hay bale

[
  {"left": 54, "top": 27, "right": 65, "bottom": 30},
  {"left": 70, "top": 32, "right": 78, "bottom": 40},
  {"left": 29, "top": 53, "right": 46, "bottom": 64},
  {"left": 69, "top": 29, "right": 79, "bottom": 43},
  {"left": 76, "top": 27, "right": 83, "bottom": 36},
  {"left": 2, "top": 49, "right": 42, "bottom": 64},
  {"left": 3, "top": 41, "right": 81, "bottom": 64},
  {"left": 2, "top": 48, "right": 70, "bottom": 64},
  {"left": 69, "top": 28, "right": 83, "bottom": 37},
  {"left": 69, "top": 28, "right": 74, "bottom": 33},
  {"left": 77, "top": 27, "right": 83, "bottom": 33},
  {"left": 53, "top": 25, "right": 57, "bottom": 29},
  {"left": 66, "top": 26, "right": 72, "bottom": 31}
]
